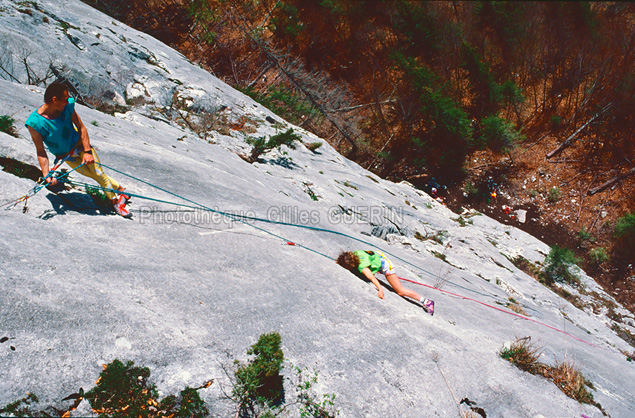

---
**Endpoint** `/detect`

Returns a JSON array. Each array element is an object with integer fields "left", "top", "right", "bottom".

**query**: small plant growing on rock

[
  {"left": 246, "top": 128, "right": 301, "bottom": 162},
  {"left": 549, "top": 360, "right": 595, "bottom": 404},
  {"left": 268, "top": 128, "right": 301, "bottom": 149},
  {"left": 305, "top": 141, "right": 323, "bottom": 152},
  {"left": 0, "top": 115, "right": 18, "bottom": 137},
  {"left": 294, "top": 366, "right": 338, "bottom": 418},
  {"left": 500, "top": 336, "right": 541, "bottom": 373},
  {"left": 452, "top": 216, "right": 472, "bottom": 227},
  {"left": 506, "top": 298, "right": 527, "bottom": 316},
  {"left": 541, "top": 245, "right": 580, "bottom": 285},
  {"left": 233, "top": 332, "right": 285, "bottom": 414}
]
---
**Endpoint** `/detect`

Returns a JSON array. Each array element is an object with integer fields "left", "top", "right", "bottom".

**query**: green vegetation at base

[
  {"left": 0, "top": 333, "right": 337, "bottom": 418},
  {"left": 475, "top": 115, "right": 524, "bottom": 153},
  {"left": 547, "top": 187, "right": 561, "bottom": 203},
  {"left": 86, "top": 359, "right": 209, "bottom": 418}
]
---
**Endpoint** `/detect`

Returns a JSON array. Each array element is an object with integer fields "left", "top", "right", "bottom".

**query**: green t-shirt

[{"left": 354, "top": 250, "right": 382, "bottom": 274}]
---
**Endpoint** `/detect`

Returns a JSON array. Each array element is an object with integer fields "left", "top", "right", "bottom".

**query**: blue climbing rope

[{"left": 1, "top": 162, "right": 85, "bottom": 210}]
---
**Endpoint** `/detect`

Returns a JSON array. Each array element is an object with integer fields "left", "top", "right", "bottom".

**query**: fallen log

[
  {"left": 588, "top": 166, "right": 635, "bottom": 196},
  {"left": 546, "top": 104, "right": 612, "bottom": 159}
]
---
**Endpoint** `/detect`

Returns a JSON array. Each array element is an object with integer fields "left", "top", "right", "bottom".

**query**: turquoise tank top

[{"left": 25, "top": 98, "right": 79, "bottom": 156}]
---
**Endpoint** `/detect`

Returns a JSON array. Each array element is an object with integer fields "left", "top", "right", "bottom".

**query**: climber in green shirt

[{"left": 337, "top": 250, "right": 434, "bottom": 315}]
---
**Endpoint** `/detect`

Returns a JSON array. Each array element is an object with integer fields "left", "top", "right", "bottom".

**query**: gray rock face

[{"left": 1, "top": 1, "right": 634, "bottom": 417}]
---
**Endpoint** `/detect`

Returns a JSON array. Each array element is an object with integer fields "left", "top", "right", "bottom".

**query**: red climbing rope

[{"left": 399, "top": 276, "right": 624, "bottom": 355}]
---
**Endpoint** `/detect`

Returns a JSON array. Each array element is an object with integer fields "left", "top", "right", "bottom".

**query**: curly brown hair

[{"left": 336, "top": 251, "right": 360, "bottom": 270}]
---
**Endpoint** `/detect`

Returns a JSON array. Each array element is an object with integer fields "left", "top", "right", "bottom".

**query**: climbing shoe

[
  {"left": 112, "top": 196, "right": 132, "bottom": 219},
  {"left": 118, "top": 188, "right": 131, "bottom": 205},
  {"left": 422, "top": 299, "right": 435, "bottom": 316}
]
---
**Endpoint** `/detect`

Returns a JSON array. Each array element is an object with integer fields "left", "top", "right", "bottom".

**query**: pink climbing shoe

[{"left": 423, "top": 299, "right": 435, "bottom": 316}]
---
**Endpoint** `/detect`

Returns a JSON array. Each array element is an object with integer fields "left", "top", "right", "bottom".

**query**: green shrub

[
  {"left": 547, "top": 187, "right": 561, "bottom": 203},
  {"left": 159, "top": 387, "right": 208, "bottom": 418},
  {"left": 463, "top": 181, "right": 479, "bottom": 196},
  {"left": 542, "top": 245, "right": 580, "bottom": 284},
  {"left": 85, "top": 359, "right": 209, "bottom": 418},
  {"left": 588, "top": 247, "right": 609, "bottom": 266},
  {"left": 614, "top": 212, "right": 635, "bottom": 249},
  {"left": 246, "top": 129, "right": 301, "bottom": 161},
  {"left": 550, "top": 115, "right": 563, "bottom": 128},
  {"left": 499, "top": 79, "right": 525, "bottom": 107},
  {"left": 268, "top": 129, "right": 301, "bottom": 149},
  {"left": 394, "top": 53, "right": 473, "bottom": 179},
  {"left": 295, "top": 367, "right": 338, "bottom": 418},
  {"left": 476, "top": 115, "right": 524, "bottom": 152},
  {"left": 233, "top": 332, "right": 285, "bottom": 411},
  {"left": 0, "top": 393, "right": 39, "bottom": 417},
  {"left": 246, "top": 136, "right": 268, "bottom": 158},
  {"left": 0, "top": 115, "right": 18, "bottom": 137},
  {"left": 86, "top": 359, "right": 158, "bottom": 417},
  {"left": 577, "top": 227, "right": 595, "bottom": 243}
]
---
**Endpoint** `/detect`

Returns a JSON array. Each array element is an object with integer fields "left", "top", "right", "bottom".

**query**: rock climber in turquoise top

[
  {"left": 337, "top": 250, "right": 435, "bottom": 315},
  {"left": 25, "top": 82, "right": 132, "bottom": 218}
]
